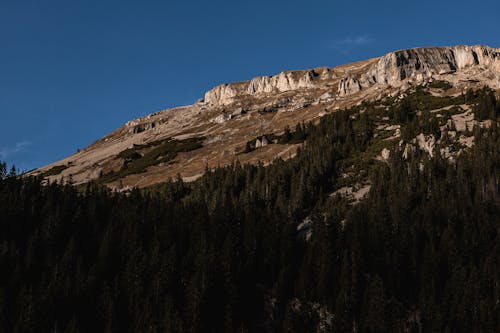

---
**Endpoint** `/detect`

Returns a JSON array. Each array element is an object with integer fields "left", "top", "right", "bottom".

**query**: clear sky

[{"left": 1, "top": 0, "right": 499, "bottom": 171}]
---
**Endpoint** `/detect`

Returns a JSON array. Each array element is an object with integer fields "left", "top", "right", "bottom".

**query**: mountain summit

[{"left": 32, "top": 45, "right": 500, "bottom": 188}]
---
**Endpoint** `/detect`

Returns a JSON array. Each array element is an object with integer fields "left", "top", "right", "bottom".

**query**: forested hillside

[{"left": 0, "top": 87, "right": 499, "bottom": 332}]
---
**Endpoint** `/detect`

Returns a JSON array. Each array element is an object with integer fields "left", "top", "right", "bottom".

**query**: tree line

[{"left": 0, "top": 88, "right": 498, "bottom": 332}]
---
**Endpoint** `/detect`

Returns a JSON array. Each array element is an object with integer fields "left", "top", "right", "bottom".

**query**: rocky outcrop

[
  {"left": 338, "top": 77, "right": 362, "bottom": 96},
  {"left": 374, "top": 45, "right": 500, "bottom": 84},
  {"left": 340, "top": 45, "right": 500, "bottom": 96},
  {"left": 130, "top": 122, "right": 157, "bottom": 134},
  {"left": 416, "top": 133, "right": 436, "bottom": 157},
  {"left": 247, "top": 71, "right": 317, "bottom": 94},
  {"left": 204, "top": 82, "right": 244, "bottom": 106},
  {"left": 204, "top": 70, "right": 322, "bottom": 105}
]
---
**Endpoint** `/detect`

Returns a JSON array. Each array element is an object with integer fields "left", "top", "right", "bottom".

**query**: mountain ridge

[
  {"left": 31, "top": 44, "right": 500, "bottom": 188},
  {"left": 203, "top": 45, "right": 499, "bottom": 104}
]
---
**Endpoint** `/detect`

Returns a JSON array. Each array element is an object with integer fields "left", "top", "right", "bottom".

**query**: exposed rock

[
  {"left": 230, "top": 107, "right": 246, "bottom": 118},
  {"left": 247, "top": 71, "right": 316, "bottom": 94},
  {"left": 385, "top": 124, "right": 401, "bottom": 131},
  {"left": 255, "top": 136, "right": 269, "bottom": 148},
  {"left": 212, "top": 114, "right": 228, "bottom": 124},
  {"left": 255, "top": 138, "right": 262, "bottom": 148},
  {"left": 204, "top": 82, "right": 243, "bottom": 105},
  {"left": 331, "top": 183, "right": 371, "bottom": 203},
  {"left": 31, "top": 45, "right": 500, "bottom": 188},
  {"left": 416, "top": 133, "right": 436, "bottom": 157},
  {"left": 402, "top": 143, "right": 416, "bottom": 160},
  {"left": 479, "top": 119, "right": 493, "bottom": 129},
  {"left": 131, "top": 122, "right": 157, "bottom": 134},
  {"left": 338, "top": 45, "right": 500, "bottom": 98},
  {"left": 376, "top": 45, "right": 500, "bottom": 84},
  {"left": 318, "top": 91, "right": 335, "bottom": 102},
  {"left": 205, "top": 70, "right": 321, "bottom": 105},
  {"left": 297, "top": 217, "right": 313, "bottom": 241},
  {"left": 381, "top": 148, "right": 390, "bottom": 160},
  {"left": 203, "top": 45, "right": 500, "bottom": 106},
  {"left": 338, "top": 77, "right": 362, "bottom": 96},
  {"left": 458, "top": 134, "right": 474, "bottom": 148},
  {"left": 451, "top": 109, "right": 475, "bottom": 131}
]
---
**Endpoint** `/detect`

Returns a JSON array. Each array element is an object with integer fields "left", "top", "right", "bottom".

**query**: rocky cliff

[
  {"left": 354, "top": 45, "right": 500, "bottom": 90},
  {"left": 204, "top": 45, "right": 500, "bottom": 103},
  {"left": 204, "top": 70, "right": 320, "bottom": 105}
]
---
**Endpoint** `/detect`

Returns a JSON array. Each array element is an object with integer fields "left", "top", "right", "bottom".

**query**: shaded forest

[{"left": 0, "top": 89, "right": 499, "bottom": 332}]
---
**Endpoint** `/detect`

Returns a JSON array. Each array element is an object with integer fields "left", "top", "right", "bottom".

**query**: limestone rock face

[
  {"left": 204, "top": 83, "right": 243, "bottom": 106},
  {"left": 338, "top": 77, "right": 360, "bottom": 96},
  {"left": 416, "top": 133, "right": 436, "bottom": 157},
  {"left": 375, "top": 45, "right": 500, "bottom": 84},
  {"left": 247, "top": 71, "right": 316, "bottom": 94},
  {"left": 341, "top": 45, "right": 500, "bottom": 95},
  {"left": 205, "top": 45, "right": 500, "bottom": 105},
  {"left": 204, "top": 70, "right": 322, "bottom": 105},
  {"left": 454, "top": 45, "right": 500, "bottom": 71}
]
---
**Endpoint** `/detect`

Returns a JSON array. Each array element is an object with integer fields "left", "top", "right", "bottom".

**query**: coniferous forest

[{"left": 0, "top": 89, "right": 499, "bottom": 332}]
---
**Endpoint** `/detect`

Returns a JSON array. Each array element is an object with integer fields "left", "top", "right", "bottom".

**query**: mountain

[
  {"left": 32, "top": 45, "right": 500, "bottom": 189},
  {"left": 3, "top": 45, "right": 499, "bottom": 332}
]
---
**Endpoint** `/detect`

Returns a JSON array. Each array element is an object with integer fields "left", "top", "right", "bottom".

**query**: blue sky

[{"left": 1, "top": 0, "right": 499, "bottom": 171}]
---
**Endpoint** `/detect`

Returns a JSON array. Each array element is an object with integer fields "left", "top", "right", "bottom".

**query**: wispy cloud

[
  {"left": 330, "top": 35, "right": 374, "bottom": 55},
  {"left": 0, "top": 141, "right": 31, "bottom": 160}
]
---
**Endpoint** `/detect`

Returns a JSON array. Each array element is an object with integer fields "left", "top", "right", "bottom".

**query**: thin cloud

[
  {"left": 337, "top": 36, "right": 373, "bottom": 46},
  {"left": 330, "top": 35, "right": 374, "bottom": 55},
  {"left": 0, "top": 141, "right": 31, "bottom": 159}
]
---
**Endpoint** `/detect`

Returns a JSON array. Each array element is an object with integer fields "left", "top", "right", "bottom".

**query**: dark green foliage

[
  {"left": 101, "top": 137, "right": 204, "bottom": 183},
  {"left": 427, "top": 80, "right": 453, "bottom": 91},
  {"left": 0, "top": 162, "right": 7, "bottom": 180},
  {"left": 117, "top": 146, "right": 145, "bottom": 160},
  {"left": 290, "top": 122, "right": 307, "bottom": 143},
  {"left": 243, "top": 123, "right": 308, "bottom": 153},
  {"left": 392, "top": 98, "right": 416, "bottom": 124},
  {"left": 393, "top": 85, "right": 480, "bottom": 115},
  {"left": 41, "top": 164, "right": 69, "bottom": 177},
  {"left": 474, "top": 88, "right": 499, "bottom": 121},
  {"left": 393, "top": 87, "right": 496, "bottom": 140},
  {"left": 0, "top": 87, "right": 498, "bottom": 332},
  {"left": 279, "top": 125, "right": 292, "bottom": 144},
  {"left": 244, "top": 141, "right": 253, "bottom": 153}
]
